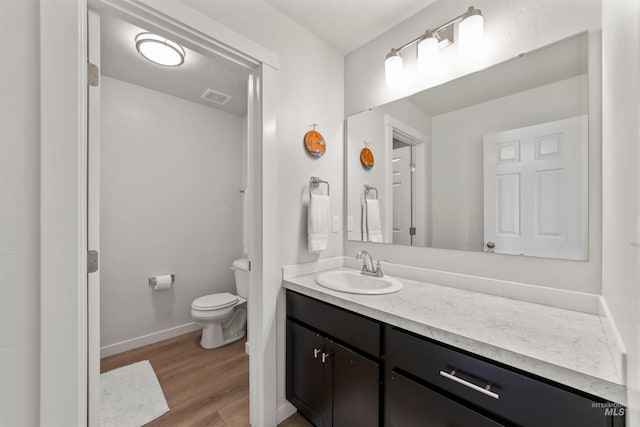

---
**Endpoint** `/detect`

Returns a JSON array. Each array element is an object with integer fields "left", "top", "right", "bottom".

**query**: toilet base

[
  {"left": 197, "top": 306, "right": 247, "bottom": 349},
  {"left": 201, "top": 328, "right": 246, "bottom": 349}
]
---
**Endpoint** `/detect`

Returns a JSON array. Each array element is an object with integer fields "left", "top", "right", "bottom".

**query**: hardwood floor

[{"left": 100, "top": 330, "right": 312, "bottom": 427}]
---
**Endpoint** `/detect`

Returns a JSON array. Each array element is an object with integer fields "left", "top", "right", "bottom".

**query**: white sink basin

[{"left": 315, "top": 270, "right": 404, "bottom": 295}]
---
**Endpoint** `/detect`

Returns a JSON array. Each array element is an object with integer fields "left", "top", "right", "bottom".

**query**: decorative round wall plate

[
  {"left": 304, "top": 130, "right": 326, "bottom": 157},
  {"left": 360, "top": 147, "right": 374, "bottom": 169}
]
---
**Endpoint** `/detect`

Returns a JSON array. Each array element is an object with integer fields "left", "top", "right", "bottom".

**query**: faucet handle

[{"left": 374, "top": 260, "right": 384, "bottom": 277}]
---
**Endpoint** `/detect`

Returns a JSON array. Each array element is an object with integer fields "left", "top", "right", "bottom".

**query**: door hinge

[
  {"left": 88, "top": 62, "right": 100, "bottom": 87},
  {"left": 409, "top": 227, "right": 416, "bottom": 236},
  {"left": 248, "top": 261, "right": 252, "bottom": 271},
  {"left": 88, "top": 250, "right": 99, "bottom": 273}
]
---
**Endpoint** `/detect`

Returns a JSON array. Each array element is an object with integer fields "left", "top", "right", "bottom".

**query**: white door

[
  {"left": 392, "top": 144, "right": 414, "bottom": 245},
  {"left": 483, "top": 116, "right": 588, "bottom": 260},
  {"left": 87, "top": 10, "right": 101, "bottom": 427}
]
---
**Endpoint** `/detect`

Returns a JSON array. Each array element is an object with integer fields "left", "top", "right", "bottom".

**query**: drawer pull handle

[
  {"left": 322, "top": 352, "right": 331, "bottom": 363},
  {"left": 313, "top": 348, "right": 321, "bottom": 359},
  {"left": 440, "top": 370, "right": 500, "bottom": 400}
]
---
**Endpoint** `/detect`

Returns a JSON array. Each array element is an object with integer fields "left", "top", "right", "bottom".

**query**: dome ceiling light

[{"left": 135, "top": 33, "right": 186, "bottom": 67}]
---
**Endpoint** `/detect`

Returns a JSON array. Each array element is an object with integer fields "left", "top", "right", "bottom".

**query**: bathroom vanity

[{"left": 284, "top": 268, "right": 625, "bottom": 427}]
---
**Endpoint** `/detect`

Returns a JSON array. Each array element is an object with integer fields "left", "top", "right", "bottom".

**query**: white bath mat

[{"left": 101, "top": 360, "right": 169, "bottom": 427}]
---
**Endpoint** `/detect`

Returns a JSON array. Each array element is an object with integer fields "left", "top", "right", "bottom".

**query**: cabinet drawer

[
  {"left": 287, "top": 291, "right": 380, "bottom": 357},
  {"left": 385, "top": 370, "right": 504, "bottom": 427},
  {"left": 386, "top": 326, "right": 612, "bottom": 427}
]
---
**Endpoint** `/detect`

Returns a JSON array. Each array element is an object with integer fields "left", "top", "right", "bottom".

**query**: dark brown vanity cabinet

[
  {"left": 286, "top": 290, "right": 624, "bottom": 427},
  {"left": 385, "top": 326, "right": 623, "bottom": 427},
  {"left": 286, "top": 291, "right": 381, "bottom": 427}
]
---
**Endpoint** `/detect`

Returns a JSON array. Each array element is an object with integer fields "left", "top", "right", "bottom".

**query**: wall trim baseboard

[
  {"left": 276, "top": 401, "right": 298, "bottom": 424},
  {"left": 598, "top": 297, "right": 628, "bottom": 383},
  {"left": 100, "top": 322, "right": 201, "bottom": 358}
]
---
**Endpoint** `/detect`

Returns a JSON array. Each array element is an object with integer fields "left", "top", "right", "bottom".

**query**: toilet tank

[{"left": 232, "top": 258, "right": 250, "bottom": 299}]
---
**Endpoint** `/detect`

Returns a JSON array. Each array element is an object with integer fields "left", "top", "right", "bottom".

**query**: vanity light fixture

[
  {"left": 384, "top": 6, "right": 484, "bottom": 86},
  {"left": 135, "top": 33, "right": 186, "bottom": 67},
  {"left": 385, "top": 48, "right": 404, "bottom": 86}
]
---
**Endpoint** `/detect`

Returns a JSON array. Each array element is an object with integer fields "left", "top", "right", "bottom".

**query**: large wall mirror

[{"left": 346, "top": 32, "right": 590, "bottom": 261}]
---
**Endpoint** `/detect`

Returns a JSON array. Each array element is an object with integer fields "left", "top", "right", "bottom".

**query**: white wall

[
  {"left": 601, "top": 0, "right": 640, "bottom": 422},
  {"left": 100, "top": 76, "right": 243, "bottom": 348},
  {"left": 345, "top": 0, "right": 604, "bottom": 293},
  {"left": 431, "top": 75, "right": 588, "bottom": 251},
  {"left": 0, "top": 1, "right": 40, "bottom": 425},
  {"left": 346, "top": 99, "right": 431, "bottom": 242}
]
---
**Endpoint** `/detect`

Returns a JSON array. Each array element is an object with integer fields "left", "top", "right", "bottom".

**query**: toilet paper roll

[{"left": 151, "top": 274, "right": 173, "bottom": 290}]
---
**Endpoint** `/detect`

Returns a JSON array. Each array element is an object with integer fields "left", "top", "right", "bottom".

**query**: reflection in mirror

[{"left": 346, "top": 32, "right": 590, "bottom": 261}]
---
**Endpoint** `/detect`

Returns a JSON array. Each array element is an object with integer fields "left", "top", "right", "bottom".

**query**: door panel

[
  {"left": 483, "top": 116, "right": 587, "bottom": 259},
  {"left": 392, "top": 145, "right": 413, "bottom": 245},
  {"left": 327, "top": 340, "right": 379, "bottom": 427},
  {"left": 287, "top": 320, "right": 326, "bottom": 426}
]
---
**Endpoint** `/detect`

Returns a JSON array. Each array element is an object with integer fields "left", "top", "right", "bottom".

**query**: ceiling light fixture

[
  {"left": 135, "top": 33, "right": 186, "bottom": 67},
  {"left": 384, "top": 5, "right": 484, "bottom": 86}
]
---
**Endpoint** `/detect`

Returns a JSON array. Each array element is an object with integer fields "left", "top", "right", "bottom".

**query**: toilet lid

[{"left": 192, "top": 292, "right": 238, "bottom": 310}]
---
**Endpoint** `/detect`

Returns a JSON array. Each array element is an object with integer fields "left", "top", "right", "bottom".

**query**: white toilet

[{"left": 191, "top": 258, "right": 249, "bottom": 349}]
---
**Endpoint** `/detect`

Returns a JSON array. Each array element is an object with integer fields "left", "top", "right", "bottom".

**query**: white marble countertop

[{"left": 283, "top": 267, "right": 625, "bottom": 404}]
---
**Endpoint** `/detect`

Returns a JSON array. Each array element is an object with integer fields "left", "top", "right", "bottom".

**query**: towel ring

[
  {"left": 309, "top": 176, "right": 330, "bottom": 197},
  {"left": 364, "top": 184, "right": 378, "bottom": 200}
]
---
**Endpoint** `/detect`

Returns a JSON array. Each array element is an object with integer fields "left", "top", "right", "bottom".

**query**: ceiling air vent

[{"left": 200, "top": 88, "right": 232, "bottom": 105}]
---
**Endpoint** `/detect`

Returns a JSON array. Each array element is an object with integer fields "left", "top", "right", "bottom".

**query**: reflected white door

[
  {"left": 392, "top": 145, "right": 413, "bottom": 245},
  {"left": 483, "top": 116, "right": 588, "bottom": 259}
]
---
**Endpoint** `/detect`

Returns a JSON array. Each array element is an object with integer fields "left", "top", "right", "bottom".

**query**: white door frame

[
  {"left": 40, "top": 1, "right": 279, "bottom": 425},
  {"left": 383, "top": 115, "right": 428, "bottom": 246}
]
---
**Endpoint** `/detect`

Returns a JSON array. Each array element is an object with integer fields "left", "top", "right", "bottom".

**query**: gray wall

[
  {"left": 100, "top": 76, "right": 243, "bottom": 348},
  {"left": 0, "top": 0, "right": 40, "bottom": 425}
]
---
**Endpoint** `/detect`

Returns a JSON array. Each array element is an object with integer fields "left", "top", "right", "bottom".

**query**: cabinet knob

[
  {"left": 321, "top": 352, "right": 330, "bottom": 363},
  {"left": 313, "top": 348, "right": 321, "bottom": 359}
]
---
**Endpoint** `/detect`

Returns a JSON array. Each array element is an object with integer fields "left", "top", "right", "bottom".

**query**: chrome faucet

[{"left": 356, "top": 250, "right": 384, "bottom": 278}]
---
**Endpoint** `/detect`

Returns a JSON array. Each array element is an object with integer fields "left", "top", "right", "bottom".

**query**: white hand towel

[
  {"left": 361, "top": 200, "right": 369, "bottom": 242},
  {"left": 308, "top": 194, "right": 330, "bottom": 253},
  {"left": 365, "top": 199, "right": 383, "bottom": 243}
]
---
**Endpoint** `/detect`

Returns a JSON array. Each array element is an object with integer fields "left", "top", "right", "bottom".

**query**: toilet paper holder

[{"left": 148, "top": 274, "right": 175, "bottom": 287}]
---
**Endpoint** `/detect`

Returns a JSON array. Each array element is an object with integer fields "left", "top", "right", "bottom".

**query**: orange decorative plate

[
  {"left": 360, "top": 147, "right": 374, "bottom": 169},
  {"left": 304, "top": 130, "right": 326, "bottom": 157}
]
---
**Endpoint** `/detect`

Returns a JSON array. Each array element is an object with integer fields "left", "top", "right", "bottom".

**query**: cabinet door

[
  {"left": 287, "top": 320, "right": 326, "bottom": 426},
  {"left": 385, "top": 370, "right": 504, "bottom": 427},
  {"left": 327, "top": 339, "right": 379, "bottom": 427}
]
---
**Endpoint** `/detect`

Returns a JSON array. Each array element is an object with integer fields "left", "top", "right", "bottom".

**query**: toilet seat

[{"left": 192, "top": 292, "right": 238, "bottom": 311}]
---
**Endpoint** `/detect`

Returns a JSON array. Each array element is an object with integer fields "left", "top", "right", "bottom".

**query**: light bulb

[
  {"left": 458, "top": 7, "right": 484, "bottom": 58},
  {"left": 135, "top": 33, "right": 185, "bottom": 67},
  {"left": 417, "top": 31, "right": 439, "bottom": 72},
  {"left": 385, "top": 49, "right": 404, "bottom": 87}
]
